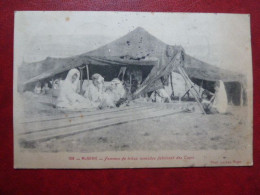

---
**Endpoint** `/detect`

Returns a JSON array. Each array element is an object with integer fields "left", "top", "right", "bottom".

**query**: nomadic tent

[{"left": 19, "top": 27, "right": 246, "bottom": 105}]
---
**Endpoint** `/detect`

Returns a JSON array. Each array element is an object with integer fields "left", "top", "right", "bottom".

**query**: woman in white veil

[
  {"left": 56, "top": 68, "right": 93, "bottom": 110},
  {"left": 212, "top": 80, "right": 228, "bottom": 114}
]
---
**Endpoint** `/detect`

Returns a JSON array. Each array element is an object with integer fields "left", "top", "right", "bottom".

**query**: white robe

[
  {"left": 212, "top": 80, "right": 228, "bottom": 113},
  {"left": 110, "top": 83, "right": 126, "bottom": 102},
  {"left": 56, "top": 69, "right": 93, "bottom": 110},
  {"left": 104, "top": 82, "right": 126, "bottom": 107},
  {"left": 84, "top": 83, "right": 106, "bottom": 107}
]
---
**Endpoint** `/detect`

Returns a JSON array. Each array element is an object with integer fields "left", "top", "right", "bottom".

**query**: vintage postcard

[{"left": 13, "top": 11, "right": 253, "bottom": 168}]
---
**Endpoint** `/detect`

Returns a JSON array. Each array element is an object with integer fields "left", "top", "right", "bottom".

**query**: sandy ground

[{"left": 18, "top": 92, "right": 250, "bottom": 153}]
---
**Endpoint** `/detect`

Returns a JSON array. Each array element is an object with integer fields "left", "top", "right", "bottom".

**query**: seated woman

[
  {"left": 84, "top": 73, "right": 106, "bottom": 107},
  {"left": 56, "top": 68, "right": 93, "bottom": 110},
  {"left": 201, "top": 80, "right": 228, "bottom": 114},
  {"left": 34, "top": 81, "right": 42, "bottom": 94},
  {"left": 103, "top": 78, "right": 126, "bottom": 108},
  {"left": 109, "top": 78, "right": 126, "bottom": 100},
  {"left": 42, "top": 82, "right": 50, "bottom": 95}
]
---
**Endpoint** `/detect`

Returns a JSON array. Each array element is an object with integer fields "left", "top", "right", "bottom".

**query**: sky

[{"left": 14, "top": 11, "right": 252, "bottom": 77}]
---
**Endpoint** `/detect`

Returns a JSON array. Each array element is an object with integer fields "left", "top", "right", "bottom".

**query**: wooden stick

[
  {"left": 199, "top": 80, "right": 203, "bottom": 93},
  {"left": 78, "top": 67, "right": 84, "bottom": 94},
  {"left": 178, "top": 66, "right": 206, "bottom": 114},
  {"left": 240, "top": 83, "right": 243, "bottom": 107},
  {"left": 130, "top": 73, "right": 132, "bottom": 91},
  {"left": 179, "top": 67, "right": 201, "bottom": 98},
  {"left": 170, "top": 73, "right": 174, "bottom": 95},
  {"left": 181, "top": 87, "right": 192, "bottom": 99},
  {"left": 51, "top": 77, "right": 54, "bottom": 107},
  {"left": 86, "top": 64, "right": 89, "bottom": 82}
]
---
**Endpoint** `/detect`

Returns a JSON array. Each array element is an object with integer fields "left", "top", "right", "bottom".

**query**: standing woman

[
  {"left": 203, "top": 80, "right": 228, "bottom": 114},
  {"left": 212, "top": 80, "right": 228, "bottom": 114},
  {"left": 56, "top": 68, "right": 93, "bottom": 110}
]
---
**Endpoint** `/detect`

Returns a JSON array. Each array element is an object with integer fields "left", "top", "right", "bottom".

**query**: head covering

[
  {"left": 109, "top": 78, "right": 126, "bottom": 101},
  {"left": 111, "top": 78, "right": 121, "bottom": 84},
  {"left": 92, "top": 73, "right": 104, "bottom": 81},
  {"left": 56, "top": 69, "right": 80, "bottom": 108},
  {"left": 92, "top": 73, "right": 104, "bottom": 88},
  {"left": 63, "top": 68, "right": 80, "bottom": 92},
  {"left": 56, "top": 68, "right": 96, "bottom": 110},
  {"left": 213, "top": 80, "right": 228, "bottom": 113}
]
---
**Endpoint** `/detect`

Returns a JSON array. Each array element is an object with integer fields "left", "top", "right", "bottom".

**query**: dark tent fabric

[
  {"left": 19, "top": 55, "right": 158, "bottom": 91},
  {"left": 133, "top": 47, "right": 185, "bottom": 96},
  {"left": 19, "top": 27, "right": 246, "bottom": 104},
  {"left": 84, "top": 27, "right": 246, "bottom": 83},
  {"left": 83, "top": 27, "right": 246, "bottom": 98}
]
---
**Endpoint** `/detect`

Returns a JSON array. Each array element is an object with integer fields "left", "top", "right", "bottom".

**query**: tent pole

[
  {"left": 86, "top": 64, "right": 90, "bottom": 82},
  {"left": 51, "top": 77, "right": 54, "bottom": 108},
  {"left": 78, "top": 66, "right": 84, "bottom": 94},
  {"left": 170, "top": 72, "right": 174, "bottom": 96},
  {"left": 122, "top": 67, "right": 126, "bottom": 82},
  {"left": 240, "top": 83, "right": 243, "bottom": 107},
  {"left": 199, "top": 80, "right": 203, "bottom": 93},
  {"left": 130, "top": 74, "right": 132, "bottom": 90},
  {"left": 118, "top": 67, "right": 127, "bottom": 81}
]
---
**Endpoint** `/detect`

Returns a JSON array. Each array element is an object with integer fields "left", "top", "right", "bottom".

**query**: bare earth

[{"left": 19, "top": 92, "right": 250, "bottom": 153}]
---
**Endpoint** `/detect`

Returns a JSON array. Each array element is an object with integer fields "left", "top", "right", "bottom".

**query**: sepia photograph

[{"left": 13, "top": 11, "right": 253, "bottom": 168}]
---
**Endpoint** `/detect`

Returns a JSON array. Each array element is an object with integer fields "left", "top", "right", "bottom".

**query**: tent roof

[
  {"left": 184, "top": 54, "right": 245, "bottom": 83},
  {"left": 20, "top": 27, "right": 246, "bottom": 88},
  {"left": 84, "top": 27, "right": 245, "bottom": 83},
  {"left": 84, "top": 27, "right": 167, "bottom": 59},
  {"left": 22, "top": 55, "right": 158, "bottom": 86}
]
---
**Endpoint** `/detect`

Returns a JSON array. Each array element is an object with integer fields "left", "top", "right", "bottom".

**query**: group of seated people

[
  {"left": 34, "top": 81, "right": 50, "bottom": 95},
  {"left": 55, "top": 69, "right": 126, "bottom": 110},
  {"left": 33, "top": 68, "right": 228, "bottom": 114}
]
